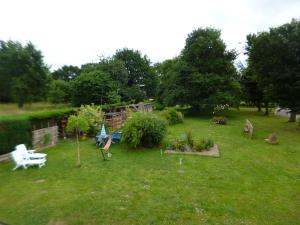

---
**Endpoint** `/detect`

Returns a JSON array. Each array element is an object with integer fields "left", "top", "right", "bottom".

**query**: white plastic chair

[
  {"left": 11, "top": 150, "right": 46, "bottom": 170},
  {"left": 15, "top": 144, "right": 47, "bottom": 160}
]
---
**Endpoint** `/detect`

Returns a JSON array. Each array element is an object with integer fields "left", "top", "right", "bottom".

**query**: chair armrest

[{"left": 28, "top": 150, "right": 36, "bottom": 154}]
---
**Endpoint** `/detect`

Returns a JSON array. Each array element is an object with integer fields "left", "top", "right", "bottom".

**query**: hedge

[
  {"left": 0, "top": 108, "right": 75, "bottom": 155},
  {"left": 0, "top": 117, "right": 32, "bottom": 155}
]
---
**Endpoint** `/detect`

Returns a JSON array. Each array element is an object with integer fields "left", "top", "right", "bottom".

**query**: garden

[
  {"left": 0, "top": 106, "right": 299, "bottom": 225},
  {"left": 0, "top": 19, "right": 299, "bottom": 225}
]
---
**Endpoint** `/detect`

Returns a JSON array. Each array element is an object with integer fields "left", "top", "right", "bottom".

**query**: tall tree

[
  {"left": 240, "top": 65, "right": 264, "bottom": 111},
  {"left": 113, "top": 48, "right": 158, "bottom": 103},
  {"left": 269, "top": 19, "right": 300, "bottom": 122},
  {"left": 245, "top": 32, "right": 275, "bottom": 115},
  {"left": 71, "top": 70, "right": 119, "bottom": 106},
  {"left": 51, "top": 65, "right": 80, "bottom": 81},
  {"left": 176, "top": 28, "right": 240, "bottom": 112},
  {"left": 245, "top": 19, "right": 300, "bottom": 121},
  {"left": 0, "top": 40, "right": 49, "bottom": 107},
  {"left": 155, "top": 58, "right": 183, "bottom": 107}
]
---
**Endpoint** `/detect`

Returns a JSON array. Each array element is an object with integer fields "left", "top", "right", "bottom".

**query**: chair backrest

[
  {"left": 15, "top": 144, "right": 29, "bottom": 160},
  {"left": 11, "top": 150, "right": 25, "bottom": 165}
]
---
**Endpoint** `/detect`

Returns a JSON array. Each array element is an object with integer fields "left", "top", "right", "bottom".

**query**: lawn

[
  {"left": 0, "top": 108, "right": 299, "bottom": 225},
  {"left": 0, "top": 102, "right": 72, "bottom": 116}
]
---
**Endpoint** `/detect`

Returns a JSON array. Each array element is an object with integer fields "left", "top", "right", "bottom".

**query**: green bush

[
  {"left": 161, "top": 108, "right": 184, "bottom": 125},
  {"left": 194, "top": 138, "right": 214, "bottom": 152},
  {"left": 169, "top": 136, "right": 188, "bottom": 151},
  {"left": 0, "top": 117, "right": 32, "bottom": 155},
  {"left": 122, "top": 112, "right": 167, "bottom": 148}
]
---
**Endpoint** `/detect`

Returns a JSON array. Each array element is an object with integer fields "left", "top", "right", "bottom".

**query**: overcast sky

[{"left": 1, "top": 0, "right": 299, "bottom": 70}]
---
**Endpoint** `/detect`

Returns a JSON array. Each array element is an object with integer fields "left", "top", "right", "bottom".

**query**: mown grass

[
  {"left": 0, "top": 102, "right": 72, "bottom": 116},
  {"left": 0, "top": 108, "right": 299, "bottom": 225}
]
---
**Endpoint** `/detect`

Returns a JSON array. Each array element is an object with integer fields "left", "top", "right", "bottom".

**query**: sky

[{"left": 0, "top": 0, "right": 299, "bottom": 71}]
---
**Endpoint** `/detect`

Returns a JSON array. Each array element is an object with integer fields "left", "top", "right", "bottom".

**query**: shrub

[
  {"left": 78, "top": 104, "right": 103, "bottom": 136},
  {"left": 122, "top": 112, "right": 167, "bottom": 148},
  {"left": 48, "top": 79, "right": 72, "bottom": 104},
  {"left": 194, "top": 138, "right": 214, "bottom": 152},
  {"left": 212, "top": 116, "right": 227, "bottom": 125},
  {"left": 0, "top": 117, "right": 32, "bottom": 155},
  {"left": 185, "top": 130, "right": 194, "bottom": 147},
  {"left": 161, "top": 108, "right": 184, "bottom": 125},
  {"left": 169, "top": 136, "right": 188, "bottom": 151}
]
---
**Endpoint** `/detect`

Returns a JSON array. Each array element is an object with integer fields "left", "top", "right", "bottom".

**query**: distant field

[{"left": 0, "top": 102, "right": 72, "bottom": 116}]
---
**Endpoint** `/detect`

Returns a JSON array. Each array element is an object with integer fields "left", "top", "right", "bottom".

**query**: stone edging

[{"left": 0, "top": 153, "right": 11, "bottom": 162}]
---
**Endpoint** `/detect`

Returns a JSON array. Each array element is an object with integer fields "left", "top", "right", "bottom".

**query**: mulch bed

[{"left": 165, "top": 144, "right": 220, "bottom": 157}]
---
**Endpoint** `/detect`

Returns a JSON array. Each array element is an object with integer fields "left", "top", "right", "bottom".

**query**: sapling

[{"left": 66, "top": 114, "right": 89, "bottom": 166}]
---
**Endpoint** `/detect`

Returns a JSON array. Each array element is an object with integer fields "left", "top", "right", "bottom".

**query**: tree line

[{"left": 0, "top": 19, "right": 299, "bottom": 121}]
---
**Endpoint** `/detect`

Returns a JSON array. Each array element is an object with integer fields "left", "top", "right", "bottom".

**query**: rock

[{"left": 265, "top": 133, "right": 278, "bottom": 144}]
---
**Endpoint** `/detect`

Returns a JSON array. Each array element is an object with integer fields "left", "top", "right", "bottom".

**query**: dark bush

[
  {"left": 194, "top": 138, "right": 214, "bottom": 152},
  {"left": 0, "top": 117, "right": 32, "bottom": 155},
  {"left": 161, "top": 108, "right": 184, "bottom": 125},
  {"left": 212, "top": 116, "right": 227, "bottom": 125},
  {"left": 122, "top": 112, "right": 167, "bottom": 148}
]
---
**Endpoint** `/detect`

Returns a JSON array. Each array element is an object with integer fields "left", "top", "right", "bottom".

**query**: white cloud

[{"left": 0, "top": 0, "right": 299, "bottom": 70}]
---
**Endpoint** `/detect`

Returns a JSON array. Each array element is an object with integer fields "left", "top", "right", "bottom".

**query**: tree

[
  {"left": 268, "top": 19, "right": 300, "bottom": 122},
  {"left": 0, "top": 40, "right": 49, "bottom": 107},
  {"left": 66, "top": 114, "right": 89, "bottom": 166},
  {"left": 240, "top": 66, "right": 264, "bottom": 111},
  {"left": 245, "top": 19, "right": 300, "bottom": 121},
  {"left": 71, "top": 70, "right": 119, "bottom": 106},
  {"left": 154, "top": 58, "right": 183, "bottom": 107},
  {"left": 48, "top": 79, "right": 72, "bottom": 104},
  {"left": 245, "top": 32, "right": 275, "bottom": 115},
  {"left": 113, "top": 48, "right": 158, "bottom": 102},
  {"left": 175, "top": 28, "right": 240, "bottom": 112},
  {"left": 51, "top": 65, "right": 80, "bottom": 81}
]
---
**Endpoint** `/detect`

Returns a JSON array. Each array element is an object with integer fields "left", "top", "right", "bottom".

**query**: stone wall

[{"left": 32, "top": 126, "right": 58, "bottom": 149}]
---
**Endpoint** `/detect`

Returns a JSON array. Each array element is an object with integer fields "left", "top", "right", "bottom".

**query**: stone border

[
  {"left": 0, "top": 152, "right": 11, "bottom": 162},
  {"left": 165, "top": 144, "right": 220, "bottom": 157}
]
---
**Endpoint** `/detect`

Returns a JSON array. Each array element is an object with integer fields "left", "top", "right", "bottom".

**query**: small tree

[
  {"left": 78, "top": 104, "right": 103, "bottom": 135},
  {"left": 66, "top": 115, "right": 89, "bottom": 166}
]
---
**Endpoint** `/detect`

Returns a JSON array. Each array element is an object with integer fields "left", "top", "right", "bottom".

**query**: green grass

[
  {"left": 0, "top": 108, "right": 299, "bottom": 225},
  {"left": 0, "top": 102, "right": 72, "bottom": 116}
]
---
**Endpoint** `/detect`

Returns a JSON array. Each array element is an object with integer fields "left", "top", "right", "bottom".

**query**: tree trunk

[
  {"left": 76, "top": 129, "right": 81, "bottom": 166},
  {"left": 257, "top": 103, "right": 262, "bottom": 112},
  {"left": 18, "top": 100, "right": 24, "bottom": 109},
  {"left": 264, "top": 102, "right": 269, "bottom": 116},
  {"left": 288, "top": 111, "right": 296, "bottom": 122}
]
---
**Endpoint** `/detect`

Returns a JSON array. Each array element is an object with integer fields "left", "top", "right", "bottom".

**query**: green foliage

[
  {"left": 156, "top": 28, "right": 240, "bottom": 111},
  {"left": 48, "top": 79, "right": 72, "bottom": 104},
  {"left": 114, "top": 48, "right": 158, "bottom": 102},
  {"left": 51, "top": 65, "right": 80, "bottom": 81},
  {"left": 212, "top": 116, "right": 227, "bottom": 125},
  {"left": 0, "top": 118, "right": 31, "bottom": 155},
  {"left": 72, "top": 70, "right": 119, "bottom": 106},
  {"left": 185, "top": 130, "right": 194, "bottom": 147},
  {"left": 245, "top": 19, "right": 300, "bottom": 120},
  {"left": 193, "top": 138, "right": 214, "bottom": 151},
  {"left": 161, "top": 108, "right": 184, "bottom": 125},
  {"left": 122, "top": 112, "right": 167, "bottom": 148},
  {"left": 66, "top": 115, "right": 89, "bottom": 134},
  {"left": 77, "top": 104, "right": 103, "bottom": 135},
  {"left": 0, "top": 40, "right": 49, "bottom": 106},
  {"left": 169, "top": 137, "right": 187, "bottom": 151},
  {"left": 42, "top": 133, "right": 51, "bottom": 145}
]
